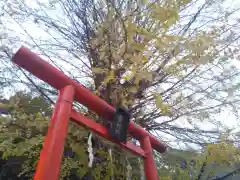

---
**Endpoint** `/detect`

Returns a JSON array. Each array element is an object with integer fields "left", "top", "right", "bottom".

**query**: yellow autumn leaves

[
  {"left": 205, "top": 141, "right": 240, "bottom": 165},
  {"left": 154, "top": 93, "right": 172, "bottom": 116},
  {"left": 89, "top": 0, "right": 217, "bottom": 115}
]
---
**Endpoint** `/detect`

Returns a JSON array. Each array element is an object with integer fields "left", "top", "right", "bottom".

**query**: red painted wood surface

[
  {"left": 34, "top": 85, "right": 75, "bottom": 180},
  {"left": 71, "top": 110, "right": 146, "bottom": 157},
  {"left": 141, "top": 136, "right": 160, "bottom": 180}
]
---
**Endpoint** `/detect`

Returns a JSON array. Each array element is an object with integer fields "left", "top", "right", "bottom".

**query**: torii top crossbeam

[{"left": 12, "top": 47, "right": 167, "bottom": 180}]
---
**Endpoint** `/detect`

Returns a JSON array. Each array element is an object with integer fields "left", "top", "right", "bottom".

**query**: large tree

[
  {"left": 0, "top": 0, "right": 240, "bottom": 178},
  {"left": 2, "top": 0, "right": 239, "bottom": 146}
]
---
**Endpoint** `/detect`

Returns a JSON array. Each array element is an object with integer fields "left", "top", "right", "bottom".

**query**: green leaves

[
  {"left": 161, "top": 104, "right": 172, "bottom": 116},
  {"left": 126, "top": 20, "right": 138, "bottom": 41},
  {"left": 154, "top": 93, "right": 172, "bottom": 116},
  {"left": 151, "top": 4, "right": 180, "bottom": 31},
  {"left": 179, "top": 0, "right": 192, "bottom": 6},
  {"left": 154, "top": 93, "right": 163, "bottom": 108}
]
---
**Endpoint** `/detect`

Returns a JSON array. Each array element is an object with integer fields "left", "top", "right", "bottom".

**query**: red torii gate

[{"left": 12, "top": 47, "right": 167, "bottom": 180}]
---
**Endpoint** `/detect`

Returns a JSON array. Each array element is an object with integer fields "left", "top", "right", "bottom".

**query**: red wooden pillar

[
  {"left": 34, "top": 85, "right": 75, "bottom": 180},
  {"left": 141, "top": 136, "right": 159, "bottom": 180}
]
